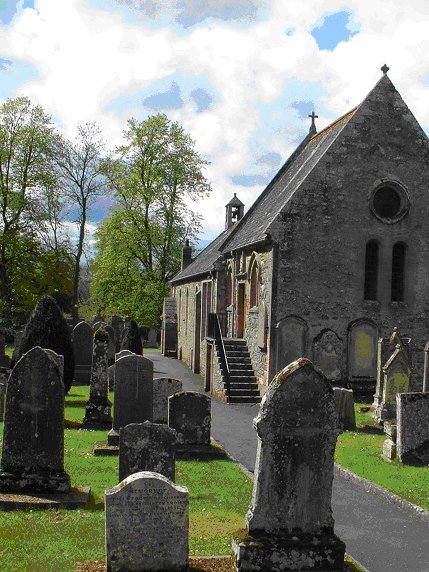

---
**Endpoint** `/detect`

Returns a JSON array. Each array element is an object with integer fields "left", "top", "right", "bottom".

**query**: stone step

[
  {"left": 228, "top": 395, "right": 261, "bottom": 404},
  {"left": 223, "top": 338, "right": 247, "bottom": 346},
  {"left": 227, "top": 389, "right": 261, "bottom": 397},
  {"left": 228, "top": 383, "right": 260, "bottom": 391},
  {"left": 224, "top": 350, "right": 251, "bottom": 358},
  {"left": 228, "top": 367, "right": 254, "bottom": 374},
  {"left": 224, "top": 356, "right": 252, "bottom": 364},
  {"left": 230, "top": 375, "right": 257, "bottom": 383}
]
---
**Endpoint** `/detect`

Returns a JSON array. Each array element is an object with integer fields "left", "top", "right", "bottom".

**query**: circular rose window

[{"left": 370, "top": 182, "right": 409, "bottom": 223}]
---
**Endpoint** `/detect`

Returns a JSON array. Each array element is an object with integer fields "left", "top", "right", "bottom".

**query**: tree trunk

[{"left": 71, "top": 197, "right": 87, "bottom": 321}]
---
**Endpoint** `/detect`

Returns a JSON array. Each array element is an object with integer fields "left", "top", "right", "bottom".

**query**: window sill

[
  {"left": 389, "top": 301, "right": 407, "bottom": 309},
  {"left": 363, "top": 300, "right": 381, "bottom": 309}
]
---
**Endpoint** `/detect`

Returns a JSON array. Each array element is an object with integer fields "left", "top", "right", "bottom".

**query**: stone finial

[
  {"left": 381, "top": 64, "right": 390, "bottom": 75},
  {"left": 308, "top": 111, "right": 318, "bottom": 135}
]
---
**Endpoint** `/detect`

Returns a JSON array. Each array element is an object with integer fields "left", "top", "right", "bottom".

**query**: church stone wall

[{"left": 268, "top": 83, "right": 429, "bottom": 389}]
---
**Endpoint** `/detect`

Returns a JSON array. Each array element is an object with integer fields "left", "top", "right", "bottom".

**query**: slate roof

[
  {"left": 171, "top": 226, "right": 234, "bottom": 284},
  {"left": 221, "top": 107, "right": 357, "bottom": 252}
]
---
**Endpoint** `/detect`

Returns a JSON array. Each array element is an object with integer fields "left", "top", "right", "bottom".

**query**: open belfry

[{"left": 171, "top": 66, "right": 429, "bottom": 402}]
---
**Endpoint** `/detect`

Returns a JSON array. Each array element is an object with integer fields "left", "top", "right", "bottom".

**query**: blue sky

[{"left": 1, "top": 0, "right": 429, "bottom": 242}]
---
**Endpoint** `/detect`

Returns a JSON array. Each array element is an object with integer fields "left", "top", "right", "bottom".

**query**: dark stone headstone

[
  {"left": 0, "top": 382, "right": 5, "bottom": 422},
  {"left": 119, "top": 421, "right": 177, "bottom": 482},
  {"left": 161, "top": 297, "right": 177, "bottom": 357},
  {"left": 111, "top": 315, "right": 123, "bottom": 353},
  {"left": 103, "top": 325, "right": 116, "bottom": 365},
  {"left": 168, "top": 392, "right": 211, "bottom": 446},
  {"left": 0, "top": 347, "right": 70, "bottom": 493},
  {"left": 397, "top": 392, "right": 429, "bottom": 465},
  {"left": 108, "top": 355, "right": 153, "bottom": 445},
  {"left": 72, "top": 321, "right": 93, "bottom": 384},
  {"left": 0, "top": 334, "right": 10, "bottom": 368},
  {"left": 333, "top": 387, "right": 356, "bottom": 431},
  {"left": 83, "top": 328, "right": 112, "bottom": 428},
  {"left": 153, "top": 378, "right": 182, "bottom": 423},
  {"left": 232, "top": 358, "right": 345, "bottom": 571}
]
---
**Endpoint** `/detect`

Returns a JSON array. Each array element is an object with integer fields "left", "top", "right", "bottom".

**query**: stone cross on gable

[
  {"left": 308, "top": 111, "right": 318, "bottom": 134},
  {"left": 381, "top": 64, "right": 390, "bottom": 75}
]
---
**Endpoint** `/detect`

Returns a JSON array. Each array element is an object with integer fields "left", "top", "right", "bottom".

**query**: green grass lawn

[
  {"left": 0, "top": 386, "right": 253, "bottom": 572},
  {"left": 335, "top": 403, "right": 429, "bottom": 510}
]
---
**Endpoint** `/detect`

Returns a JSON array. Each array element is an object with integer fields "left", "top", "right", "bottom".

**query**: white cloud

[{"left": 1, "top": 0, "right": 429, "bottom": 238}]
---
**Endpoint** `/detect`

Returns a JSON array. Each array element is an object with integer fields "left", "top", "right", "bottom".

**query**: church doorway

[
  {"left": 237, "top": 283, "right": 245, "bottom": 338},
  {"left": 194, "top": 291, "right": 201, "bottom": 372}
]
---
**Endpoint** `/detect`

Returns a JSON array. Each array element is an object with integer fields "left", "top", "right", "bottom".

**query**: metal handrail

[{"left": 208, "top": 313, "right": 231, "bottom": 401}]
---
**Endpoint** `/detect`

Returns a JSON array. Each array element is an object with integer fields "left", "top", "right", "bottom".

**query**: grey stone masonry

[
  {"left": 397, "top": 392, "right": 429, "bottom": 465},
  {"left": 0, "top": 347, "right": 71, "bottom": 493},
  {"left": 152, "top": 377, "right": 182, "bottom": 423},
  {"left": 83, "top": 328, "right": 112, "bottom": 429},
  {"left": 232, "top": 358, "right": 345, "bottom": 571},
  {"left": 108, "top": 355, "right": 153, "bottom": 445},
  {"left": 105, "top": 471, "right": 188, "bottom": 572},
  {"left": 0, "top": 383, "right": 5, "bottom": 422},
  {"left": 333, "top": 387, "right": 356, "bottom": 431},
  {"left": 168, "top": 391, "right": 211, "bottom": 446},
  {"left": 72, "top": 321, "right": 93, "bottom": 383},
  {"left": 119, "top": 421, "right": 177, "bottom": 482}
]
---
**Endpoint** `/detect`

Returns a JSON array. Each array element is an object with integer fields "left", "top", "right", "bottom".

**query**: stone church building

[{"left": 169, "top": 69, "right": 429, "bottom": 402}]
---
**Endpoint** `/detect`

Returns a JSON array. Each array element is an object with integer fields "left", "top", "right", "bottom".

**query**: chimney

[
  {"left": 225, "top": 193, "right": 245, "bottom": 230},
  {"left": 181, "top": 239, "right": 192, "bottom": 271}
]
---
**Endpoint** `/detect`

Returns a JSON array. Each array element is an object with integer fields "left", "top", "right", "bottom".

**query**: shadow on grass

[
  {"left": 65, "top": 400, "right": 88, "bottom": 408},
  {"left": 357, "top": 424, "right": 384, "bottom": 435}
]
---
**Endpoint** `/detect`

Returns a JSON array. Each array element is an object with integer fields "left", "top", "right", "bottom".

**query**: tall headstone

[
  {"left": 105, "top": 472, "right": 188, "bottom": 572},
  {"left": 376, "top": 344, "right": 411, "bottom": 423},
  {"left": 108, "top": 351, "right": 135, "bottom": 392},
  {"left": 396, "top": 392, "right": 429, "bottom": 465},
  {"left": 83, "top": 328, "right": 112, "bottom": 428},
  {"left": 108, "top": 355, "right": 153, "bottom": 445},
  {"left": 0, "top": 347, "right": 70, "bottom": 493},
  {"left": 232, "top": 359, "right": 345, "bottom": 571},
  {"left": 168, "top": 392, "right": 211, "bottom": 447},
  {"left": 0, "top": 334, "right": 10, "bottom": 368},
  {"left": 104, "top": 325, "right": 116, "bottom": 365},
  {"left": 0, "top": 382, "right": 5, "bottom": 422},
  {"left": 72, "top": 321, "right": 93, "bottom": 384},
  {"left": 312, "top": 330, "right": 343, "bottom": 385},
  {"left": 111, "top": 315, "right": 123, "bottom": 353},
  {"left": 333, "top": 387, "right": 356, "bottom": 431},
  {"left": 119, "top": 422, "right": 177, "bottom": 482},
  {"left": 161, "top": 297, "right": 177, "bottom": 358},
  {"left": 11, "top": 331, "right": 23, "bottom": 365},
  {"left": 153, "top": 378, "right": 182, "bottom": 424}
]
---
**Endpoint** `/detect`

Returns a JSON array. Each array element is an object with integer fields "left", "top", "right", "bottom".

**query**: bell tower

[{"left": 225, "top": 193, "right": 244, "bottom": 230}]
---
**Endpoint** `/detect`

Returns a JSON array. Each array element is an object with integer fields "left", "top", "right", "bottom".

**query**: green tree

[
  {"left": 91, "top": 113, "right": 211, "bottom": 324},
  {"left": 0, "top": 96, "right": 58, "bottom": 319}
]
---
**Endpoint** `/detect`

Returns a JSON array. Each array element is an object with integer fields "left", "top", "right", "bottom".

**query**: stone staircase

[{"left": 218, "top": 338, "right": 261, "bottom": 404}]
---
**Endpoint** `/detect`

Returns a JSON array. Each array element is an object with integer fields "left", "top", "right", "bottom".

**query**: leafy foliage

[{"left": 17, "top": 295, "right": 75, "bottom": 393}]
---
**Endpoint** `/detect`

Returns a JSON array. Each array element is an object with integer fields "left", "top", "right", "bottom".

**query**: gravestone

[
  {"left": 0, "top": 347, "right": 71, "bottom": 493},
  {"left": 92, "top": 320, "right": 106, "bottom": 332},
  {"left": 232, "top": 358, "right": 345, "bottom": 571},
  {"left": 275, "top": 316, "right": 307, "bottom": 372},
  {"left": 148, "top": 327, "right": 159, "bottom": 348},
  {"left": 0, "top": 334, "right": 10, "bottom": 368},
  {"left": 72, "top": 321, "right": 93, "bottom": 384},
  {"left": 396, "top": 392, "right": 429, "bottom": 465},
  {"left": 382, "top": 420, "right": 397, "bottom": 461},
  {"left": 115, "top": 349, "right": 134, "bottom": 360},
  {"left": 313, "top": 330, "right": 343, "bottom": 384},
  {"left": 108, "top": 351, "right": 135, "bottom": 391},
  {"left": 333, "top": 387, "right": 356, "bottom": 431},
  {"left": 119, "top": 421, "right": 177, "bottom": 482},
  {"left": 105, "top": 471, "right": 188, "bottom": 572},
  {"left": 11, "top": 331, "right": 23, "bottom": 365},
  {"left": 111, "top": 315, "right": 124, "bottom": 352},
  {"left": 0, "top": 383, "right": 5, "bottom": 422},
  {"left": 104, "top": 325, "right": 116, "bottom": 365},
  {"left": 376, "top": 344, "right": 411, "bottom": 423},
  {"left": 108, "top": 355, "right": 153, "bottom": 445},
  {"left": 161, "top": 297, "right": 177, "bottom": 357},
  {"left": 168, "top": 392, "right": 211, "bottom": 447},
  {"left": 153, "top": 378, "right": 182, "bottom": 423},
  {"left": 83, "top": 328, "right": 112, "bottom": 428}
]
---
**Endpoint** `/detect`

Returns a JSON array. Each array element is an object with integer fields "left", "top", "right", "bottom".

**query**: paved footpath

[{"left": 148, "top": 352, "right": 429, "bottom": 572}]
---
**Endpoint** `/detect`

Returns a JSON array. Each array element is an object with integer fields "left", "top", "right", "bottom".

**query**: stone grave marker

[
  {"left": 0, "top": 334, "right": 10, "bottom": 368},
  {"left": 313, "top": 329, "right": 343, "bottom": 384},
  {"left": 397, "top": 392, "right": 429, "bottom": 465},
  {"left": 161, "top": 297, "right": 177, "bottom": 357},
  {"left": 104, "top": 325, "right": 116, "bottom": 365},
  {"left": 153, "top": 377, "right": 182, "bottom": 423},
  {"left": 115, "top": 349, "right": 134, "bottom": 360},
  {"left": 232, "top": 358, "right": 345, "bottom": 571},
  {"left": 0, "top": 347, "right": 71, "bottom": 493},
  {"left": 72, "top": 321, "right": 93, "bottom": 384},
  {"left": 333, "top": 387, "right": 356, "bottom": 430},
  {"left": 376, "top": 344, "right": 411, "bottom": 423},
  {"left": 111, "top": 315, "right": 123, "bottom": 352},
  {"left": 168, "top": 391, "right": 211, "bottom": 449},
  {"left": 108, "top": 354, "right": 153, "bottom": 445},
  {"left": 119, "top": 421, "right": 177, "bottom": 482},
  {"left": 83, "top": 328, "right": 112, "bottom": 428},
  {"left": 382, "top": 420, "right": 397, "bottom": 460},
  {"left": 0, "top": 382, "right": 5, "bottom": 422},
  {"left": 105, "top": 471, "right": 188, "bottom": 572},
  {"left": 108, "top": 351, "right": 135, "bottom": 392},
  {"left": 11, "top": 331, "right": 23, "bottom": 365}
]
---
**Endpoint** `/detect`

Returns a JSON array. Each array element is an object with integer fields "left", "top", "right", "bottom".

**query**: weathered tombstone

[
  {"left": 382, "top": 420, "right": 397, "bottom": 461},
  {"left": 376, "top": 344, "right": 411, "bottom": 423},
  {"left": 232, "top": 358, "right": 345, "bottom": 571},
  {"left": 153, "top": 378, "right": 182, "bottom": 423},
  {"left": 275, "top": 316, "right": 307, "bottom": 372},
  {"left": 373, "top": 327, "right": 412, "bottom": 412},
  {"left": 333, "top": 387, "right": 356, "bottom": 431},
  {"left": 0, "top": 334, "right": 10, "bottom": 368},
  {"left": 92, "top": 320, "right": 106, "bottom": 332},
  {"left": 115, "top": 349, "right": 134, "bottom": 361},
  {"left": 0, "top": 383, "right": 5, "bottom": 422},
  {"left": 72, "top": 321, "right": 93, "bottom": 384},
  {"left": 161, "top": 297, "right": 177, "bottom": 357},
  {"left": 83, "top": 328, "right": 112, "bottom": 428},
  {"left": 92, "top": 315, "right": 104, "bottom": 325},
  {"left": 11, "top": 330, "right": 23, "bottom": 365},
  {"left": 313, "top": 329, "right": 343, "bottom": 384},
  {"left": 108, "top": 351, "right": 135, "bottom": 391},
  {"left": 148, "top": 327, "right": 159, "bottom": 347},
  {"left": 120, "top": 318, "right": 143, "bottom": 355},
  {"left": 119, "top": 421, "right": 177, "bottom": 482},
  {"left": 168, "top": 392, "right": 211, "bottom": 447},
  {"left": 0, "top": 347, "right": 71, "bottom": 493},
  {"left": 104, "top": 325, "right": 116, "bottom": 365},
  {"left": 108, "top": 355, "right": 153, "bottom": 445},
  {"left": 397, "top": 392, "right": 429, "bottom": 465},
  {"left": 111, "top": 315, "right": 123, "bottom": 353},
  {"left": 105, "top": 471, "right": 188, "bottom": 572}
]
